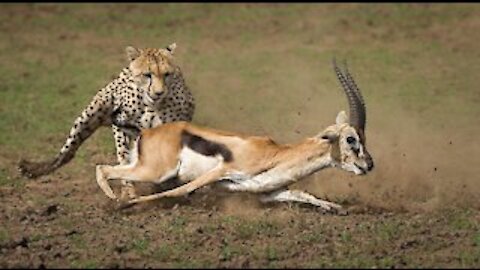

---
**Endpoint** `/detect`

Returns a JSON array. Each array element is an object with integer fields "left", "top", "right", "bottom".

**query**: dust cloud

[
  {"left": 299, "top": 106, "right": 480, "bottom": 213},
  {"left": 215, "top": 99, "right": 480, "bottom": 214}
]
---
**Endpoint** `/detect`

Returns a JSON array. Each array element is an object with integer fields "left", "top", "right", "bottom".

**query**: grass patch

[
  {"left": 219, "top": 244, "right": 237, "bottom": 261},
  {"left": 0, "top": 168, "right": 24, "bottom": 189},
  {"left": 447, "top": 209, "right": 477, "bottom": 231},
  {"left": 57, "top": 216, "right": 75, "bottom": 231},
  {"left": 70, "top": 259, "right": 98, "bottom": 269},
  {"left": 130, "top": 237, "right": 150, "bottom": 256},
  {"left": 0, "top": 228, "right": 10, "bottom": 246},
  {"left": 153, "top": 243, "right": 176, "bottom": 261},
  {"left": 265, "top": 245, "right": 279, "bottom": 261},
  {"left": 300, "top": 230, "right": 324, "bottom": 244},
  {"left": 68, "top": 234, "right": 87, "bottom": 249},
  {"left": 458, "top": 250, "right": 480, "bottom": 267},
  {"left": 232, "top": 218, "right": 281, "bottom": 240},
  {"left": 340, "top": 230, "right": 352, "bottom": 243},
  {"left": 473, "top": 232, "right": 480, "bottom": 247},
  {"left": 153, "top": 238, "right": 196, "bottom": 263}
]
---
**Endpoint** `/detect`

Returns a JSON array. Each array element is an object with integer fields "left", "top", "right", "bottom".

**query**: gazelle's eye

[{"left": 346, "top": 136, "right": 356, "bottom": 145}]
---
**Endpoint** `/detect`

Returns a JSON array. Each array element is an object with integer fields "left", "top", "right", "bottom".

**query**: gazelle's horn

[
  {"left": 332, "top": 58, "right": 363, "bottom": 133},
  {"left": 343, "top": 60, "right": 366, "bottom": 133}
]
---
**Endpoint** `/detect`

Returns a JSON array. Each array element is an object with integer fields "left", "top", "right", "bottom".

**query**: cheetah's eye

[
  {"left": 143, "top": 72, "right": 152, "bottom": 79},
  {"left": 346, "top": 136, "right": 356, "bottom": 145}
]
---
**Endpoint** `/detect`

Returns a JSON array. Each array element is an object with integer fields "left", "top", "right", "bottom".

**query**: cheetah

[{"left": 18, "top": 43, "right": 195, "bottom": 198}]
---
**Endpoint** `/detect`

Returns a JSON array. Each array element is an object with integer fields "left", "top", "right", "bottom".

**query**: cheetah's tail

[
  {"left": 18, "top": 151, "right": 75, "bottom": 178},
  {"left": 17, "top": 84, "right": 114, "bottom": 179}
]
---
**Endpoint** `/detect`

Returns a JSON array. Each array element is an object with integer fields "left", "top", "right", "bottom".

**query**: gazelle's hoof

[
  {"left": 96, "top": 166, "right": 117, "bottom": 200},
  {"left": 116, "top": 201, "right": 136, "bottom": 211},
  {"left": 336, "top": 208, "right": 349, "bottom": 216},
  {"left": 319, "top": 203, "right": 345, "bottom": 215}
]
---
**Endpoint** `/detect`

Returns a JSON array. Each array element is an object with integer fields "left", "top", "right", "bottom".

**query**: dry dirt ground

[{"left": 0, "top": 3, "right": 479, "bottom": 268}]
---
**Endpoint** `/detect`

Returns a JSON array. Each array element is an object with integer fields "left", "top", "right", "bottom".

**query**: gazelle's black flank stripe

[{"left": 181, "top": 130, "right": 233, "bottom": 162}]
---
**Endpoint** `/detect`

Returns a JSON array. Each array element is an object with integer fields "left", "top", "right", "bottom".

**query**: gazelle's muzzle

[{"left": 364, "top": 150, "right": 374, "bottom": 171}]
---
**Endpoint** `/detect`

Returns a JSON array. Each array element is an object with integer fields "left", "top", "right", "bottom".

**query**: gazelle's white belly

[
  {"left": 218, "top": 167, "right": 295, "bottom": 193},
  {"left": 177, "top": 147, "right": 221, "bottom": 182},
  {"left": 175, "top": 147, "right": 331, "bottom": 193},
  {"left": 218, "top": 156, "right": 332, "bottom": 193}
]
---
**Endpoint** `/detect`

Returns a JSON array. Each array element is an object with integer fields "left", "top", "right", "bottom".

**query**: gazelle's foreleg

[
  {"left": 126, "top": 165, "right": 226, "bottom": 205},
  {"left": 259, "top": 189, "right": 342, "bottom": 211}
]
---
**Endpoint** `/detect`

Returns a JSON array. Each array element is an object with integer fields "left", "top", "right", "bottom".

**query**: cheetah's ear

[
  {"left": 126, "top": 46, "right": 141, "bottom": 62},
  {"left": 166, "top": 43, "right": 177, "bottom": 55}
]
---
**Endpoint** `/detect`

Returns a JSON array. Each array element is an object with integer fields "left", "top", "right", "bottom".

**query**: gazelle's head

[
  {"left": 126, "top": 43, "right": 178, "bottom": 103},
  {"left": 319, "top": 59, "right": 374, "bottom": 175}
]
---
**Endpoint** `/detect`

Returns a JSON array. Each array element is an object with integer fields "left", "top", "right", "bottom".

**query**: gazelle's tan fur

[{"left": 96, "top": 60, "right": 374, "bottom": 211}]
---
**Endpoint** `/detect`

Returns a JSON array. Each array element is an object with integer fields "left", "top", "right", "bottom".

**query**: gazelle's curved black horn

[
  {"left": 343, "top": 60, "right": 366, "bottom": 133},
  {"left": 332, "top": 58, "right": 363, "bottom": 133}
]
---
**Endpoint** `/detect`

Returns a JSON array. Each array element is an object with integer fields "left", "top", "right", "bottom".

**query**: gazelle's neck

[
  {"left": 275, "top": 137, "right": 335, "bottom": 179},
  {"left": 296, "top": 150, "right": 333, "bottom": 180}
]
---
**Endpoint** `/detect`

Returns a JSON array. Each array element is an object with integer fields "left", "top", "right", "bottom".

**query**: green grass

[
  {"left": 447, "top": 209, "right": 478, "bottom": 231},
  {"left": 153, "top": 239, "right": 199, "bottom": 266},
  {"left": 131, "top": 238, "right": 150, "bottom": 255},
  {"left": 0, "top": 168, "right": 12, "bottom": 187},
  {"left": 340, "top": 230, "right": 352, "bottom": 243},
  {"left": 69, "top": 234, "right": 87, "bottom": 249},
  {"left": 473, "top": 232, "right": 480, "bottom": 247},
  {"left": 70, "top": 259, "right": 98, "bottom": 269},
  {"left": 57, "top": 216, "right": 76, "bottom": 231},
  {"left": 265, "top": 245, "right": 279, "bottom": 261},
  {"left": 0, "top": 228, "right": 9, "bottom": 246},
  {"left": 153, "top": 243, "right": 176, "bottom": 261},
  {"left": 458, "top": 250, "right": 480, "bottom": 267}
]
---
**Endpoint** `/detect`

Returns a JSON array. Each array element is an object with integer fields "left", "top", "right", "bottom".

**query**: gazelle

[{"left": 96, "top": 59, "right": 374, "bottom": 211}]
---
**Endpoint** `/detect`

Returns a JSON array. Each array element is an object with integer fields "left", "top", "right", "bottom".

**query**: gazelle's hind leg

[
  {"left": 126, "top": 165, "right": 227, "bottom": 205},
  {"left": 96, "top": 163, "right": 168, "bottom": 200},
  {"left": 112, "top": 126, "right": 138, "bottom": 200},
  {"left": 96, "top": 165, "right": 117, "bottom": 199},
  {"left": 259, "top": 189, "right": 342, "bottom": 212}
]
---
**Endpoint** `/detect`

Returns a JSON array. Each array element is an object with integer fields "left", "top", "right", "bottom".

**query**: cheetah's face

[{"left": 126, "top": 43, "right": 177, "bottom": 102}]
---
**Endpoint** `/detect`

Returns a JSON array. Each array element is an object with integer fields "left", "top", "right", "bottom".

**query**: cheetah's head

[{"left": 126, "top": 43, "right": 178, "bottom": 103}]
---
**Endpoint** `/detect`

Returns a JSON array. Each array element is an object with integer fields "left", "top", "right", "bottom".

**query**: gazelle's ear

[
  {"left": 166, "top": 42, "right": 177, "bottom": 54},
  {"left": 320, "top": 129, "right": 339, "bottom": 143},
  {"left": 336, "top": 110, "right": 348, "bottom": 125},
  {"left": 126, "top": 46, "right": 141, "bottom": 62}
]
